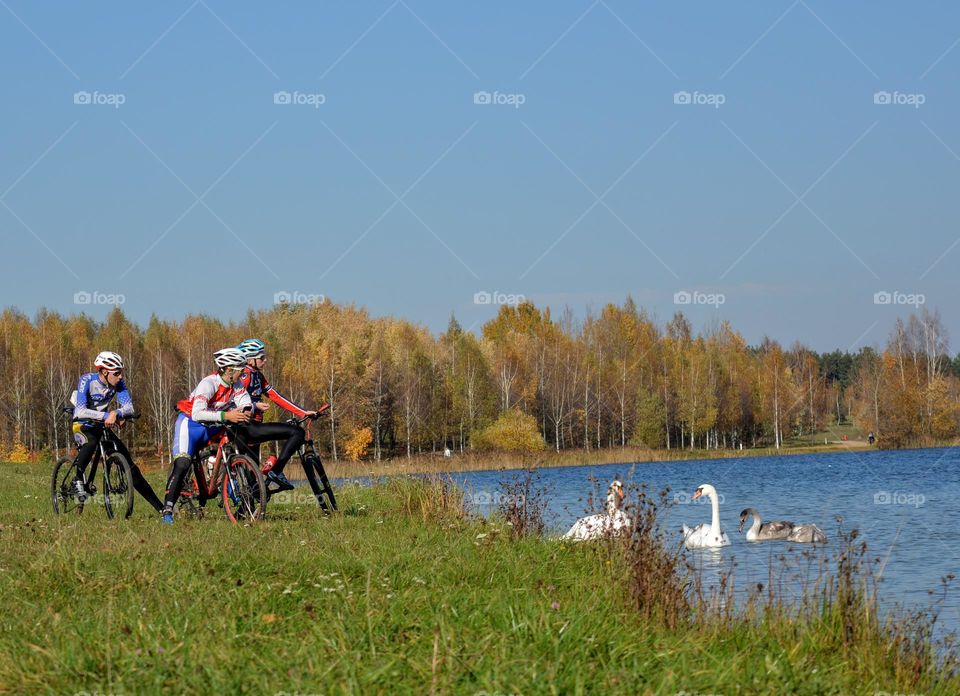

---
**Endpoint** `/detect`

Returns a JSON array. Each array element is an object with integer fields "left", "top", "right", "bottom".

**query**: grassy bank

[{"left": 0, "top": 462, "right": 956, "bottom": 694}]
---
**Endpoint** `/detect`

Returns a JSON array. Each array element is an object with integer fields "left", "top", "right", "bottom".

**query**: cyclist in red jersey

[
  {"left": 160, "top": 347, "right": 252, "bottom": 523},
  {"left": 233, "top": 338, "right": 319, "bottom": 491}
]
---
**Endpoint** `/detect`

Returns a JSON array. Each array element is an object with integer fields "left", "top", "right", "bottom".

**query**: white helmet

[
  {"left": 213, "top": 347, "right": 247, "bottom": 369},
  {"left": 94, "top": 351, "right": 124, "bottom": 371}
]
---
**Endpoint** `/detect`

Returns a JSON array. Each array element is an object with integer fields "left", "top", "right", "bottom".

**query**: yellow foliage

[
  {"left": 6, "top": 442, "right": 31, "bottom": 463},
  {"left": 344, "top": 426, "right": 373, "bottom": 462},
  {"left": 471, "top": 410, "right": 546, "bottom": 453}
]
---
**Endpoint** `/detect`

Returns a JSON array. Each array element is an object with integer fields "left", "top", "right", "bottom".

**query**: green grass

[
  {"left": 786, "top": 422, "right": 867, "bottom": 447},
  {"left": 0, "top": 462, "right": 956, "bottom": 695}
]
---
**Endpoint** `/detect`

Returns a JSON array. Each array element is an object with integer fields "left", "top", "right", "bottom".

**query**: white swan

[
  {"left": 563, "top": 480, "right": 630, "bottom": 540},
  {"left": 738, "top": 507, "right": 827, "bottom": 543},
  {"left": 681, "top": 484, "right": 730, "bottom": 548}
]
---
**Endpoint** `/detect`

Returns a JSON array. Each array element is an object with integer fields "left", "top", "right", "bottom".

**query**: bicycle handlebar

[
  {"left": 285, "top": 405, "right": 329, "bottom": 427},
  {"left": 68, "top": 411, "right": 140, "bottom": 424}
]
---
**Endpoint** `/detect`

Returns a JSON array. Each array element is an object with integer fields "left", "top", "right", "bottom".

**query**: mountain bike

[
  {"left": 176, "top": 422, "right": 267, "bottom": 524},
  {"left": 51, "top": 407, "right": 137, "bottom": 519}
]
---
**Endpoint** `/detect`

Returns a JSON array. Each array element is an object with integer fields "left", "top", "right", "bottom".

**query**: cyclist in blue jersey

[{"left": 72, "top": 351, "right": 163, "bottom": 513}]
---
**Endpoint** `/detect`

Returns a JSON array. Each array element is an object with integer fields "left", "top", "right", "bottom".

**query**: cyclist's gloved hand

[
  {"left": 256, "top": 402, "right": 271, "bottom": 412},
  {"left": 104, "top": 410, "right": 118, "bottom": 427},
  {"left": 224, "top": 409, "right": 251, "bottom": 424}
]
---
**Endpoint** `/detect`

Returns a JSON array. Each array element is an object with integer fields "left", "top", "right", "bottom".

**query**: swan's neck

[
  {"left": 709, "top": 493, "right": 721, "bottom": 531},
  {"left": 749, "top": 513, "right": 761, "bottom": 536},
  {"left": 605, "top": 493, "right": 618, "bottom": 516}
]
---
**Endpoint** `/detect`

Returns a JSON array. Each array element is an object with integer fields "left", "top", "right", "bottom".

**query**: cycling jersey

[
  {"left": 73, "top": 372, "right": 134, "bottom": 423},
  {"left": 177, "top": 373, "right": 252, "bottom": 423},
  {"left": 239, "top": 367, "right": 307, "bottom": 422}
]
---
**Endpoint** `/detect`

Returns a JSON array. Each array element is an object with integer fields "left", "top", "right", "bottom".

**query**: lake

[{"left": 433, "top": 447, "right": 960, "bottom": 636}]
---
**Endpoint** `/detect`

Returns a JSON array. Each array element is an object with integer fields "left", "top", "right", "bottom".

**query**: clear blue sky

[{"left": 3, "top": 1, "right": 959, "bottom": 352}]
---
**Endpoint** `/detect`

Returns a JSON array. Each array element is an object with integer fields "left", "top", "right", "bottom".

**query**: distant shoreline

[{"left": 315, "top": 440, "right": 883, "bottom": 479}]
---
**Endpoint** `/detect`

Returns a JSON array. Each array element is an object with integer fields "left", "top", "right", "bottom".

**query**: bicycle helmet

[
  {"left": 236, "top": 338, "right": 266, "bottom": 359},
  {"left": 94, "top": 351, "right": 124, "bottom": 371},
  {"left": 213, "top": 347, "right": 247, "bottom": 369}
]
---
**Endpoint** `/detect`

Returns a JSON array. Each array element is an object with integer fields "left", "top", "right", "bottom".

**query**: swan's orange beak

[
  {"left": 692, "top": 489, "right": 702, "bottom": 501},
  {"left": 617, "top": 487, "right": 624, "bottom": 500}
]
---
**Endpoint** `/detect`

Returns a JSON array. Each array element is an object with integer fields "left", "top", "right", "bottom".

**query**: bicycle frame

[
  {"left": 83, "top": 428, "right": 123, "bottom": 483},
  {"left": 190, "top": 428, "right": 241, "bottom": 500}
]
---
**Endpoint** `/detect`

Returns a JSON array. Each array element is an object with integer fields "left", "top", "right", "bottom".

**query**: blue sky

[{"left": 2, "top": 1, "right": 959, "bottom": 351}]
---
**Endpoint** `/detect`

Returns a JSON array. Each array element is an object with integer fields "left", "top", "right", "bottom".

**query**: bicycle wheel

[
  {"left": 176, "top": 467, "right": 205, "bottom": 519},
  {"left": 221, "top": 454, "right": 266, "bottom": 523},
  {"left": 102, "top": 452, "right": 134, "bottom": 520},
  {"left": 51, "top": 457, "right": 84, "bottom": 515},
  {"left": 303, "top": 454, "right": 337, "bottom": 512}
]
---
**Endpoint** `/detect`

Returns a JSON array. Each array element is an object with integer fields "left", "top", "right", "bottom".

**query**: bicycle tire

[
  {"left": 221, "top": 453, "right": 266, "bottom": 523},
  {"left": 303, "top": 454, "right": 337, "bottom": 512},
  {"left": 51, "top": 457, "right": 84, "bottom": 516},
  {"left": 103, "top": 452, "right": 134, "bottom": 520}
]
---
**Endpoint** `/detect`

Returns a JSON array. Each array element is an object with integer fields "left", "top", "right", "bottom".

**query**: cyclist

[
  {"left": 234, "top": 338, "right": 319, "bottom": 492},
  {"left": 72, "top": 351, "right": 164, "bottom": 513},
  {"left": 160, "top": 347, "right": 252, "bottom": 524}
]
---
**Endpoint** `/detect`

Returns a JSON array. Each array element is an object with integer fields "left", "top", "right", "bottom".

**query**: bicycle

[
  {"left": 262, "top": 412, "right": 337, "bottom": 513},
  {"left": 176, "top": 422, "right": 267, "bottom": 524},
  {"left": 51, "top": 407, "right": 137, "bottom": 519}
]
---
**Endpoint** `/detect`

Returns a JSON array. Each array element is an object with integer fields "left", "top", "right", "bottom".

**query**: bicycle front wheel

[
  {"left": 221, "top": 454, "right": 266, "bottom": 523},
  {"left": 51, "top": 457, "right": 84, "bottom": 516},
  {"left": 103, "top": 452, "right": 134, "bottom": 520},
  {"left": 303, "top": 454, "right": 337, "bottom": 512}
]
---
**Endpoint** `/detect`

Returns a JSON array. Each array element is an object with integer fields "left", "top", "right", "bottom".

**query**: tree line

[{"left": 1, "top": 300, "right": 958, "bottom": 463}]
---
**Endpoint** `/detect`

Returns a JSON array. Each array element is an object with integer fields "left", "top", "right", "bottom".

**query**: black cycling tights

[
  {"left": 164, "top": 456, "right": 193, "bottom": 510},
  {"left": 235, "top": 422, "right": 304, "bottom": 473}
]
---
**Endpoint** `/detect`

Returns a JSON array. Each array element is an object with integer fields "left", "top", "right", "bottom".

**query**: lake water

[{"left": 416, "top": 447, "right": 960, "bottom": 636}]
